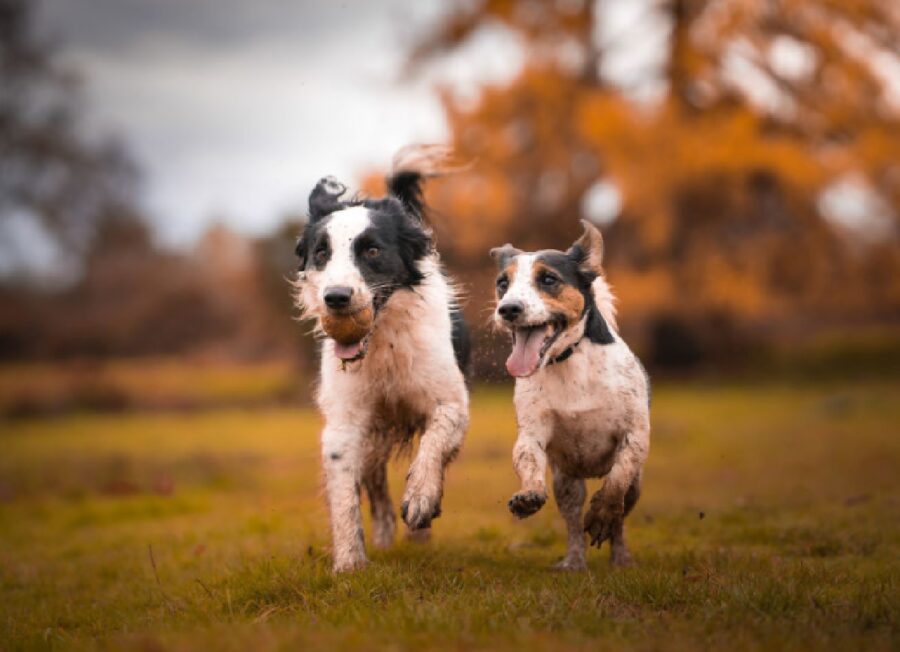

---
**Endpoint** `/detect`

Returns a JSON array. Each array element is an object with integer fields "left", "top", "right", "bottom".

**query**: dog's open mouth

[{"left": 506, "top": 319, "right": 564, "bottom": 378}]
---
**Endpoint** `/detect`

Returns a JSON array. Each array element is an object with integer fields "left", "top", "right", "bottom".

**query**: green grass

[{"left": 1, "top": 380, "right": 898, "bottom": 650}]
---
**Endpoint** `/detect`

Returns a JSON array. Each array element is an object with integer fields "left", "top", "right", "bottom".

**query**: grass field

[{"left": 1, "top": 379, "right": 898, "bottom": 650}]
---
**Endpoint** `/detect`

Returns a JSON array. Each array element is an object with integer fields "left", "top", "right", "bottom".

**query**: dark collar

[{"left": 547, "top": 337, "right": 582, "bottom": 366}]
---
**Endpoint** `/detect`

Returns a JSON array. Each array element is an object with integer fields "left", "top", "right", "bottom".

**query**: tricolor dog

[
  {"left": 492, "top": 221, "right": 650, "bottom": 569},
  {"left": 292, "top": 148, "right": 470, "bottom": 573}
]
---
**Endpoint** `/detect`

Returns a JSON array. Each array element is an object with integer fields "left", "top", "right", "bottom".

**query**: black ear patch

[
  {"left": 565, "top": 244, "right": 597, "bottom": 284},
  {"left": 584, "top": 298, "right": 615, "bottom": 345},
  {"left": 308, "top": 176, "right": 347, "bottom": 222}
]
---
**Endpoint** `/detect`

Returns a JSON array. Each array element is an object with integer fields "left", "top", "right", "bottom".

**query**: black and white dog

[
  {"left": 293, "top": 147, "right": 470, "bottom": 572},
  {"left": 492, "top": 221, "right": 650, "bottom": 569}
]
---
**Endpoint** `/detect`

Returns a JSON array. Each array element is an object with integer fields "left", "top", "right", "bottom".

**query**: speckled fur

[
  {"left": 307, "top": 256, "right": 469, "bottom": 572},
  {"left": 496, "top": 223, "right": 650, "bottom": 569},
  {"left": 295, "top": 210, "right": 468, "bottom": 573}
]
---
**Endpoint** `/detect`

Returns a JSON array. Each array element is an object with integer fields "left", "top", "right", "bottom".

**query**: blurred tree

[
  {"left": 0, "top": 0, "right": 138, "bottom": 276},
  {"left": 408, "top": 0, "right": 900, "bottom": 370},
  {"left": 0, "top": 1, "right": 306, "bottom": 367}
]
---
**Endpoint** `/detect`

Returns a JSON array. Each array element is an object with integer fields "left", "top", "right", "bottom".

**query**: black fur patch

[
  {"left": 308, "top": 176, "right": 348, "bottom": 223},
  {"left": 387, "top": 171, "right": 426, "bottom": 223},
  {"left": 583, "top": 292, "right": 615, "bottom": 345},
  {"left": 295, "top": 220, "right": 331, "bottom": 270},
  {"left": 536, "top": 251, "right": 615, "bottom": 345},
  {"left": 296, "top": 195, "right": 431, "bottom": 303},
  {"left": 295, "top": 169, "right": 471, "bottom": 371},
  {"left": 450, "top": 307, "right": 471, "bottom": 373},
  {"left": 624, "top": 476, "right": 641, "bottom": 517},
  {"left": 351, "top": 200, "right": 431, "bottom": 303}
]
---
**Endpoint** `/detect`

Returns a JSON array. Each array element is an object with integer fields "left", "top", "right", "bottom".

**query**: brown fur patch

[{"left": 533, "top": 262, "right": 584, "bottom": 323}]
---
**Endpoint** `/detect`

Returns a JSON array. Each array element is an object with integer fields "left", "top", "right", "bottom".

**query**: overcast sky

[
  {"left": 32, "top": 0, "right": 677, "bottom": 248},
  {"left": 34, "top": 0, "right": 525, "bottom": 246},
  {"left": 20, "top": 0, "right": 899, "bottom": 257},
  {"left": 27, "top": 0, "right": 681, "bottom": 250}
]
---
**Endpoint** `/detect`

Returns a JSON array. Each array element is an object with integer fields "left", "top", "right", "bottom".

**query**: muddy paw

[
  {"left": 508, "top": 490, "right": 547, "bottom": 519},
  {"left": 553, "top": 556, "right": 587, "bottom": 572},
  {"left": 584, "top": 504, "right": 623, "bottom": 548},
  {"left": 400, "top": 494, "right": 441, "bottom": 531}
]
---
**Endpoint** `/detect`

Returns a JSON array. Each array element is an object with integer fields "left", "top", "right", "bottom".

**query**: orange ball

[{"left": 321, "top": 306, "right": 374, "bottom": 344}]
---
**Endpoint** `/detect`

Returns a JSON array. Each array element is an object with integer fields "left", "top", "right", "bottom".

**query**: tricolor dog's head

[
  {"left": 491, "top": 220, "right": 615, "bottom": 378},
  {"left": 293, "top": 166, "right": 433, "bottom": 363}
]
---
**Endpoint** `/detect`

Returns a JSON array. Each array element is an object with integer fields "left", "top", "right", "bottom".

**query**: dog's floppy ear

[
  {"left": 308, "top": 176, "right": 347, "bottom": 222},
  {"left": 490, "top": 243, "right": 522, "bottom": 270},
  {"left": 567, "top": 220, "right": 604, "bottom": 277}
]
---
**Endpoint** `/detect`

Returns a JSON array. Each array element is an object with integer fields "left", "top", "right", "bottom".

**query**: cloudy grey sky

[
  {"left": 22, "top": 0, "right": 899, "bottom": 255},
  {"left": 35, "top": 0, "right": 528, "bottom": 246}
]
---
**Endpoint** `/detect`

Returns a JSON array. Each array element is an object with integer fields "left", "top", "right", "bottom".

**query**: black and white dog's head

[
  {"left": 491, "top": 221, "right": 615, "bottom": 378},
  {"left": 293, "top": 168, "right": 433, "bottom": 362}
]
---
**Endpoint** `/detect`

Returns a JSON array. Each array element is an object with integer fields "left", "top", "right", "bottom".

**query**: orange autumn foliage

[{"left": 371, "top": 0, "right": 899, "bottom": 370}]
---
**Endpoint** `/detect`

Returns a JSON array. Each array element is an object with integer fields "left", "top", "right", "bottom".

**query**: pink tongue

[
  {"left": 333, "top": 340, "right": 363, "bottom": 360},
  {"left": 506, "top": 327, "right": 546, "bottom": 377}
]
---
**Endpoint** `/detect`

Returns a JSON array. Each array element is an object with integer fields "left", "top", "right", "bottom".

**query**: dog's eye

[
  {"left": 364, "top": 246, "right": 380, "bottom": 259},
  {"left": 496, "top": 276, "right": 509, "bottom": 293},
  {"left": 539, "top": 273, "right": 559, "bottom": 287},
  {"left": 314, "top": 247, "right": 328, "bottom": 265}
]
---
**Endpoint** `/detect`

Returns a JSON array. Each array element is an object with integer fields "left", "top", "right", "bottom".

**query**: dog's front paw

[
  {"left": 332, "top": 556, "right": 367, "bottom": 574},
  {"left": 583, "top": 503, "right": 623, "bottom": 548},
  {"left": 508, "top": 490, "right": 546, "bottom": 519},
  {"left": 401, "top": 494, "right": 442, "bottom": 531}
]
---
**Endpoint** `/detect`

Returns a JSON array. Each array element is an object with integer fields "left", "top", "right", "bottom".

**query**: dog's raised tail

[{"left": 387, "top": 144, "right": 466, "bottom": 223}]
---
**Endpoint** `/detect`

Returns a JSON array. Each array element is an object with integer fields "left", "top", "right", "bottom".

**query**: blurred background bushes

[{"left": 1, "top": 0, "right": 898, "bottom": 414}]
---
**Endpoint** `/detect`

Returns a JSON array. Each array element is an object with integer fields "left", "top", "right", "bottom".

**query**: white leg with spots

[
  {"left": 321, "top": 423, "right": 368, "bottom": 572},
  {"left": 508, "top": 412, "right": 552, "bottom": 518},
  {"left": 401, "top": 402, "right": 468, "bottom": 530}
]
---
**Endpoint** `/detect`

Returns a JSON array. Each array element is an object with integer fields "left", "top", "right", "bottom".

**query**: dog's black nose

[
  {"left": 324, "top": 286, "right": 353, "bottom": 310},
  {"left": 498, "top": 301, "right": 524, "bottom": 322}
]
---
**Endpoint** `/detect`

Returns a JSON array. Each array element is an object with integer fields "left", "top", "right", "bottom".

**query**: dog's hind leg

[
  {"left": 363, "top": 459, "right": 396, "bottom": 550},
  {"left": 584, "top": 428, "right": 648, "bottom": 566},
  {"left": 608, "top": 474, "right": 641, "bottom": 567},
  {"left": 552, "top": 468, "right": 587, "bottom": 571},
  {"left": 401, "top": 401, "right": 468, "bottom": 531}
]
